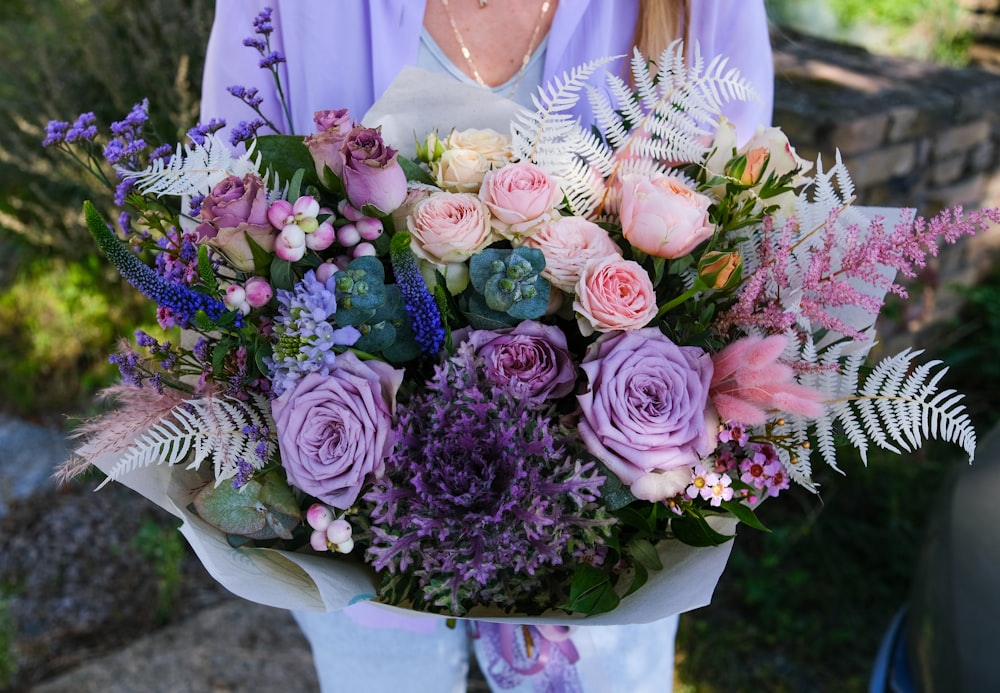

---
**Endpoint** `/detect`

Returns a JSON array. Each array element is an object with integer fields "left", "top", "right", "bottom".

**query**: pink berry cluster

[{"left": 306, "top": 503, "right": 355, "bottom": 554}]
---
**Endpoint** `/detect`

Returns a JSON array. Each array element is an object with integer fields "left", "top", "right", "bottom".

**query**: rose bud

[{"left": 698, "top": 250, "right": 743, "bottom": 290}]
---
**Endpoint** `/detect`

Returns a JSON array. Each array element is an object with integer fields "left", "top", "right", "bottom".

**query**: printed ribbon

[{"left": 471, "top": 621, "right": 583, "bottom": 692}]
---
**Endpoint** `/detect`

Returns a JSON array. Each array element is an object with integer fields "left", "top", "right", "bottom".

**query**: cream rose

[
  {"left": 479, "top": 162, "right": 562, "bottom": 240},
  {"left": 573, "top": 255, "right": 657, "bottom": 336},
  {"left": 432, "top": 148, "right": 489, "bottom": 193},
  {"left": 522, "top": 216, "right": 622, "bottom": 293},
  {"left": 447, "top": 127, "right": 512, "bottom": 167},
  {"left": 619, "top": 174, "right": 715, "bottom": 259},
  {"left": 407, "top": 191, "right": 495, "bottom": 267}
]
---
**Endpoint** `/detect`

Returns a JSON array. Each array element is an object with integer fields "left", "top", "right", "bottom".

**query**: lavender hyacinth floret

[
  {"left": 365, "top": 343, "right": 611, "bottom": 616},
  {"left": 265, "top": 269, "right": 362, "bottom": 396}
]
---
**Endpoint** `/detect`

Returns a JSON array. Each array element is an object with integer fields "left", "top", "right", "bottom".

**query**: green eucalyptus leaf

[
  {"left": 465, "top": 293, "right": 517, "bottom": 330},
  {"left": 600, "top": 468, "right": 637, "bottom": 511},
  {"left": 505, "top": 280, "right": 550, "bottom": 320}
]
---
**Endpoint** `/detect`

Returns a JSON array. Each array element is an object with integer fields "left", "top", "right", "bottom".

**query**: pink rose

[
  {"left": 196, "top": 174, "right": 275, "bottom": 271},
  {"left": 522, "top": 216, "right": 621, "bottom": 293},
  {"left": 271, "top": 352, "right": 404, "bottom": 509},
  {"left": 459, "top": 321, "right": 577, "bottom": 405},
  {"left": 479, "top": 162, "right": 561, "bottom": 239},
  {"left": 573, "top": 256, "right": 657, "bottom": 336},
  {"left": 406, "top": 191, "right": 495, "bottom": 265},
  {"left": 303, "top": 108, "right": 355, "bottom": 179},
  {"left": 577, "top": 329, "right": 717, "bottom": 498},
  {"left": 619, "top": 174, "right": 715, "bottom": 259},
  {"left": 341, "top": 125, "right": 408, "bottom": 214}
]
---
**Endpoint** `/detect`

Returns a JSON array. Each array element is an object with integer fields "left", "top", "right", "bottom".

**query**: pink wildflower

[
  {"left": 710, "top": 334, "right": 825, "bottom": 425},
  {"left": 739, "top": 451, "right": 770, "bottom": 489}
]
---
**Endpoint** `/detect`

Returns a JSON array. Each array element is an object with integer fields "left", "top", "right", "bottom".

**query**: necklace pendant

[{"left": 479, "top": 0, "right": 488, "bottom": 7}]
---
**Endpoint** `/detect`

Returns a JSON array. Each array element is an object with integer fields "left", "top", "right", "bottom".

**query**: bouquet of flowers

[{"left": 49, "top": 11, "right": 997, "bottom": 623}]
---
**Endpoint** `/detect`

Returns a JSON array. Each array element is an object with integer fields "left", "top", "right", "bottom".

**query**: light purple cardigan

[{"left": 201, "top": 0, "right": 774, "bottom": 143}]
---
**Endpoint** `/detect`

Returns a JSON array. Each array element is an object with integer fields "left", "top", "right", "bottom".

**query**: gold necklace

[{"left": 439, "top": 0, "right": 551, "bottom": 94}]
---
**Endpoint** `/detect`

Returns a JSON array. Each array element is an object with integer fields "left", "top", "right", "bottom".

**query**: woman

[{"left": 200, "top": 2, "right": 773, "bottom": 691}]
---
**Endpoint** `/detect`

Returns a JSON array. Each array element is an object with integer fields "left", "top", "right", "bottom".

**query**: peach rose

[
  {"left": 479, "top": 162, "right": 562, "bottom": 240},
  {"left": 573, "top": 255, "right": 657, "bottom": 336},
  {"left": 619, "top": 174, "right": 715, "bottom": 259},
  {"left": 522, "top": 216, "right": 622, "bottom": 293},
  {"left": 406, "top": 191, "right": 495, "bottom": 266}
]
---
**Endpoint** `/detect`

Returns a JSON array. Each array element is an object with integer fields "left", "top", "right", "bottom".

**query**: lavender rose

[
  {"left": 304, "top": 108, "right": 355, "bottom": 179},
  {"left": 577, "top": 328, "right": 717, "bottom": 499},
  {"left": 271, "top": 352, "right": 404, "bottom": 509},
  {"left": 459, "top": 320, "right": 576, "bottom": 405},
  {"left": 341, "top": 125, "right": 408, "bottom": 214},
  {"left": 196, "top": 173, "right": 275, "bottom": 271}
]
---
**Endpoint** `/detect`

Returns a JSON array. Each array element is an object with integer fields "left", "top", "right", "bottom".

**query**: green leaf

[
  {"left": 254, "top": 135, "right": 318, "bottom": 188},
  {"left": 671, "top": 513, "right": 735, "bottom": 547},
  {"left": 287, "top": 167, "right": 305, "bottom": 202},
  {"left": 565, "top": 565, "right": 620, "bottom": 615},
  {"left": 270, "top": 257, "right": 295, "bottom": 291},
  {"left": 625, "top": 537, "right": 663, "bottom": 571},
  {"left": 398, "top": 154, "right": 435, "bottom": 185},
  {"left": 720, "top": 500, "right": 769, "bottom": 532},
  {"left": 600, "top": 468, "right": 637, "bottom": 511},
  {"left": 622, "top": 561, "right": 649, "bottom": 598},
  {"left": 246, "top": 234, "right": 272, "bottom": 276},
  {"left": 196, "top": 245, "right": 219, "bottom": 293},
  {"left": 193, "top": 476, "right": 294, "bottom": 540}
]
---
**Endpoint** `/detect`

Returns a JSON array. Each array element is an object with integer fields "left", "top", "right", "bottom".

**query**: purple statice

[
  {"left": 230, "top": 119, "right": 267, "bottom": 147},
  {"left": 187, "top": 118, "right": 226, "bottom": 147},
  {"left": 103, "top": 99, "right": 150, "bottom": 168},
  {"left": 64, "top": 112, "right": 98, "bottom": 144},
  {"left": 389, "top": 232, "right": 444, "bottom": 357},
  {"left": 154, "top": 229, "right": 201, "bottom": 287},
  {"left": 43, "top": 120, "right": 70, "bottom": 147},
  {"left": 264, "top": 269, "right": 362, "bottom": 396},
  {"left": 226, "top": 85, "right": 264, "bottom": 110},
  {"left": 365, "top": 344, "right": 611, "bottom": 616}
]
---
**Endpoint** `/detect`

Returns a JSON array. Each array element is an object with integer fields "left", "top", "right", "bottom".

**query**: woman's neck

[{"left": 422, "top": 0, "right": 557, "bottom": 88}]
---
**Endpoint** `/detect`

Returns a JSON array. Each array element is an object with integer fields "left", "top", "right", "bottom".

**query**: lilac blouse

[{"left": 201, "top": 0, "right": 773, "bottom": 144}]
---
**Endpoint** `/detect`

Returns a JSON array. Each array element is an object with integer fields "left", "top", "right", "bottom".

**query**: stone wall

[{"left": 770, "top": 29, "right": 1000, "bottom": 340}]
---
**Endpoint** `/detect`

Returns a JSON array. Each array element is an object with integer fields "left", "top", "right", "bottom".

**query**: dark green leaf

[
  {"left": 254, "top": 135, "right": 319, "bottom": 188},
  {"left": 270, "top": 257, "right": 295, "bottom": 291},
  {"left": 626, "top": 537, "right": 663, "bottom": 571},
  {"left": 720, "top": 500, "right": 769, "bottom": 532},
  {"left": 565, "top": 565, "right": 620, "bottom": 615},
  {"left": 398, "top": 154, "right": 435, "bottom": 185},
  {"left": 671, "top": 514, "right": 735, "bottom": 547}
]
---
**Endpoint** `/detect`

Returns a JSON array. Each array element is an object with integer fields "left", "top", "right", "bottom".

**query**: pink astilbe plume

[
  {"left": 709, "top": 334, "right": 825, "bottom": 425},
  {"left": 56, "top": 384, "right": 192, "bottom": 483}
]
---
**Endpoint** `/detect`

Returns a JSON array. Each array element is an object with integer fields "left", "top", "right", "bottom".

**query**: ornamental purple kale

[{"left": 365, "top": 343, "right": 611, "bottom": 616}]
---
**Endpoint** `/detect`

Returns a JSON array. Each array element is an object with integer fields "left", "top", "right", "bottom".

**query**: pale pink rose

[
  {"left": 743, "top": 125, "right": 810, "bottom": 179},
  {"left": 619, "top": 174, "right": 715, "bottom": 259},
  {"left": 573, "top": 256, "right": 657, "bottom": 336},
  {"left": 479, "top": 162, "right": 561, "bottom": 239},
  {"left": 406, "top": 191, "right": 495, "bottom": 265},
  {"left": 523, "top": 216, "right": 621, "bottom": 293},
  {"left": 389, "top": 183, "right": 438, "bottom": 236},
  {"left": 432, "top": 148, "right": 489, "bottom": 193}
]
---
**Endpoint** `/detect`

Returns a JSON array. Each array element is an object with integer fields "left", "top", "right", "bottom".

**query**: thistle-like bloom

[
  {"left": 365, "top": 344, "right": 610, "bottom": 615},
  {"left": 265, "top": 269, "right": 362, "bottom": 396}
]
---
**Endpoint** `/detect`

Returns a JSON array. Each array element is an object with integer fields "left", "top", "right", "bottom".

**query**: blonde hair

[{"left": 633, "top": 0, "right": 689, "bottom": 62}]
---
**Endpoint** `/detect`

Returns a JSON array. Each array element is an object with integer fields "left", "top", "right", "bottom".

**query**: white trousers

[{"left": 293, "top": 604, "right": 678, "bottom": 693}]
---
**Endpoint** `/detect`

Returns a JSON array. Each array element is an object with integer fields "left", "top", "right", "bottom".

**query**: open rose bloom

[{"left": 63, "top": 30, "right": 994, "bottom": 632}]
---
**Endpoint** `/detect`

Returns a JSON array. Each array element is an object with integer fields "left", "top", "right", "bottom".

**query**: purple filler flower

[
  {"left": 271, "top": 352, "right": 403, "bottom": 509},
  {"left": 577, "top": 328, "right": 717, "bottom": 495},
  {"left": 458, "top": 321, "right": 576, "bottom": 406}
]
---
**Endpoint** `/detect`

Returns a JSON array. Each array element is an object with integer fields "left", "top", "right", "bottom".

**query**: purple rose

[
  {"left": 340, "top": 125, "right": 407, "bottom": 214},
  {"left": 196, "top": 173, "right": 275, "bottom": 271},
  {"left": 271, "top": 352, "right": 404, "bottom": 509},
  {"left": 304, "top": 108, "right": 355, "bottom": 179},
  {"left": 460, "top": 321, "right": 576, "bottom": 405},
  {"left": 577, "top": 328, "right": 717, "bottom": 493}
]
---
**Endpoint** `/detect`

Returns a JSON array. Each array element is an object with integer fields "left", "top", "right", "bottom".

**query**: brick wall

[{"left": 770, "top": 30, "right": 1000, "bottom": 341}]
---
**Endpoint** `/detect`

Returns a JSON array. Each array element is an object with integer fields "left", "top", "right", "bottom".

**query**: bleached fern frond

[
  {"left": 512, "top": 42, "right": 756, "bottom": 220},
  {"left": 96, "top": 394, "right": 276, "bottom": 489},
  {"left": 810, "top": 348, "right": 976, "bottom": 467},
  {"left": 119, "top": 134, "right": 260, "bottom": 197}
]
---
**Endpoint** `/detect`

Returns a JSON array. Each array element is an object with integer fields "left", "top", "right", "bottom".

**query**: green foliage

[
  {"left": 132, "top": 519, "right": 185, "bottom": 625},
  {"left": 766, "top": 0, "right": 972, "bottom": 65},
  {"left": 0, "top": 255, "right": 159, "bottom": 418}
]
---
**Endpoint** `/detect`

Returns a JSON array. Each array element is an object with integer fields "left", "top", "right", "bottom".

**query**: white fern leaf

[
  {"left": 120, "top": 134, "right": 260, "bottom": 197},
  {"left": 97, "top": 394, "right": 275, "bottom": 488}
]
